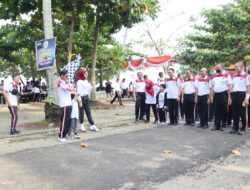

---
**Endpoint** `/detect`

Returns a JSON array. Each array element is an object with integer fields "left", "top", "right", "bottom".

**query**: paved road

[{"left": 0, "top": 125, "right": 249, "bottom": 190}]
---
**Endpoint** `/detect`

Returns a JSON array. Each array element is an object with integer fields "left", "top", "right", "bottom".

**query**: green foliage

[
  {"left": 177, "top": 0, "right": 250, "bottom": 68},
  {"left": 43, "top": 96, "right": 56, "bottom": 106},
  {"left": 0, "top": 0, "right": 160, "bottom": 80}
]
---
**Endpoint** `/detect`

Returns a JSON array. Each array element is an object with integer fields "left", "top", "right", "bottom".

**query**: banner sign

[{"left": 35, "top": 37, "right": 57, "bottom": 71}]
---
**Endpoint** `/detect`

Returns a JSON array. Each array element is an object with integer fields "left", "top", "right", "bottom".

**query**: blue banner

[{"left": 35, "top": 37, "right": 57, "bottom": 71}]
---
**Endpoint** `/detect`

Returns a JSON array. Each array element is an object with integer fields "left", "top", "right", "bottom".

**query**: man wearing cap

[
  {"left": 210, "top": 64, "right": 232, "bottom": 131},
  {"left": 227, "top": 65, "right": 235, "bottom": 126},
  {"left": 230, "top": 61, "right": 250, "bottom": 135}
]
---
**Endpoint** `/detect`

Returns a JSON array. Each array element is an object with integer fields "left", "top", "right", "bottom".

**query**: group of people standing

[{"left": 133, "top": 61, "right": 250, "bottom": 135}]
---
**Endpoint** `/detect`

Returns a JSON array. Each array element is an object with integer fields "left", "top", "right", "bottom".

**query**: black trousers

[
  {"left": 79, "top": 96, "right": 95, "bottom": 125},
  {"left": 195, "top": 103, "right": 199, "bottom": 120},
  {"left": 198, "top": 95, "right": 209, "bottom": 126},
  {"left": 179, "top": 101, "right": 185, "bottom": 118},
  {"left": 158, "top": 108, "right": 166, "bottom": 122},
  {"left": 184, "top": 94, "right": 195, "bottom": 124},
  {"left": 111, "top": 91, "right": 122, "bottom": 105},
  {"left": 135, "top": 92, "right": 146, "bottom": 120},
  {"left": 232, "top": 92, "right": 246, "bottom": 131},
  {"left": 209, "top": 103, "right": 214, "bottom": 121},
  {"left": 227, "top": 104, "right": 233, "bottom": 125},
  {"left": 121, "top": 89, "right": 127, "bottom": 98},
  {"left": 168, "top": 99, "right": 178, "bottom": 124},
  {"left": 214, "top": 91, "right": 228, "bottom": 129},
  {"left": 33, "top": 93, "right": 40, "bottom": 102},
  {"left": 145, "top": 104, "right": 158, "bottom": 122},
  {"left": 59, "top": 106, "right": 72, "bottom": 138},
  {"left": 8, "top": 106, "right": 18, "bottom": 132},
  {"left": 0, "top": 93, "right": 6, "bottom": 104}
]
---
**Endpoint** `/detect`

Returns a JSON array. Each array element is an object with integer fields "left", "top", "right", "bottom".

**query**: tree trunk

[
  {"left": 90, "top": 16, "right": 100, "bottom": 100},
  {"left": 29, "top": 53, "right": 36, "bottom": 81},
  {"left": 67, "top": 0, "right": 77, "bottom": 63},
  {"left": 42, "top": 0, "right": 58, "bottom": 103},
  {"left": 99, "top": 68, "right": 103, "bottom": 90}
]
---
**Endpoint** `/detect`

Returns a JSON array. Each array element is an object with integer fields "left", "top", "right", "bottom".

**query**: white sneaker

[
  {"left": 80, "top": 124, "right": 87, "bottom": 132},
  {"left": 58, "top": 138, "right": 66, "bottom": 143},
  {"left": 74, "top": 134, "right": 80, "bottom": 139},
  {"left": 90, "top": 125, "right": 100, "bottom": 132}
]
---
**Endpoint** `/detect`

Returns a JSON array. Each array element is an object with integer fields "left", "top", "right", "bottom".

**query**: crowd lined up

[
  {"left": 2, "top": 61, "right": 250, "bottom": 142},
  {"left": 132, "top": 61, "right": 250, "bottom": 136}
]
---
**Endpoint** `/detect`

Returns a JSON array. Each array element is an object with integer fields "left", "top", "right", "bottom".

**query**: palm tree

[{"left": 42, "top": 0, "right": 58, "bottom": 102}]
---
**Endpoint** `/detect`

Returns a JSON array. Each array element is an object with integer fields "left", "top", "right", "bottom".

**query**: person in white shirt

[
  {"left": 69, "top": 84, "right": 80, "bottom": 139},
  {"left": 210, "top": 64, "right": 232, "bottom": 131},
  {"left": 57, "top": 70, "right": 75, "bottom": 142},
  {"left": 76, "top": 69, "right": 100, "bottom": 132},
  {"left": 156, "top": 84, "right": 167, "bottom": 124},
  {"left": 133, "top": 72, "right": 146, "bottom": 121},
  {"left": 0, "top": 80, "right": 6, "bottom": 104},
  {"left": 128, "top": 82, "right": 134, "bottom": 99},
  {"left": 120, "top": 78, "right": 128, "bottom": 98},
  {"left": 32, "top": 82, "right": 40, "bottom": 103},
  {"left": 3, "top": 73, "right": 21, "bottom": 135},
  {"left": 165, "top": 68, "right": 181, "bottom": 125},
  {"left": 195, "top": 68, "right": 212, "bottom": 129},
  {"left": 181, "top": 70, "right": 196, "bottom": 126},
  {"left": 110, "top": 78, "right": 123, "bottom": 105},
  {"left": 230, "top": 61, "right": 250, "bottom": 135},
  {"left": 145, "top": 80, "right": 159, "bottom": 124},
  {"left": 157, "top": 72, "right": 165, "bottom": 86}
]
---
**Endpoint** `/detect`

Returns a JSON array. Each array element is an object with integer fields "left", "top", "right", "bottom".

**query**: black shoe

[
  {"left": 144, "top": 120, "right": 150, "bottom": 123},
  {"left": 168, "top": 123, "right": 173, "bottom": 126},
  {"left": 227, "top": 122, "right": 232, "bottom": 126},
  {"left": 219, "top": 128, "right": 225, "bottom": 131},
  {"left": 14, "top": 130, "right": 21, "bottom": 134},
  {"left": 173, "top": 123, "right": 178, "bottom": 126},
  {"left": 202, "top": 125, "right": 209, "bottom": 129},
  {"left": 230, "top": 129, "right": 238, "bottom": 134},
  {"left": 237, "top": 130, "right": 246, "bottom": 135},
  {"left": 10, "top": 131, "right": 15, "bottom": 135},
  {"left": 153, "top": 121, "right": 159, "bottom": 124},
  {"left": 211, "top": 128, "right": 219, "bottom": 131},
  {"left": 190, "top": 123, "right": 195, "bottom": 127},
  {"left": 196, "top": 124, "right": 202, "bottom": 128}
]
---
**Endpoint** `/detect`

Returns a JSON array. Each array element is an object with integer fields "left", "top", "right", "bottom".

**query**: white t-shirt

[
  {"left": 134, "top": 79, "right": 146, "bottom": 93},
  {"left": 71, "top": 99, "right": 79, "bottom": 119},
  {"left": 157, "top": 91, "right": 166, "bottom": 108},
  {"left": 211, "top": 72, "right": 232, "bottom": 93},
  {"left": 195, "top": 76, "right": 212, "bottom": 96},
  {"left": 157, "top": 77, "right": 165, "bottom": 86},
  {"left": 120, "top": 82, "right": 127, "bottom": 90},
  {"left": 0, "top": 84, "right": 4, "bottom": 94},
  {"left": 165, "top": 77, "right": 181, "bottom": 99},
  {"left": 232, "top": 72, "right": 250, "bottom": 92},
  {"left": 57, "top": 79, "right": 72, "bottom": 108},
  {"left": 113, "top": 82, "right": 122, "bottom": 92},
  {"left": 129, "top": 84, "right": 134, "bottom": 92},
  {"left": 77, "top": 80, "right": 92, "bottom": 97},
  {"left": 145, "top": 85, "right": 159, "bottom": 104},
  {"left": 182, "top": 78, "right": 196, "bottom": 94},
  {"left": 4, "top": 82, "right": 18, "bottom": 106},
  {"left": 32, "top": 87, "right": 40, "bottom": 93}
]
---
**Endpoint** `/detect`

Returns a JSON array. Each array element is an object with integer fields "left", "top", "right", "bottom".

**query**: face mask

[
  {"left": 247, "top": 70, "right": 250, "bottom": 74},
  {"left": 216, "top": 69, "right": 221, "bottom": 74}
]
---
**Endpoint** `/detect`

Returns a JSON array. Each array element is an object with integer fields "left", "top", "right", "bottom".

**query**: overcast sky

[{"left": 113, "top": 0, "right": 232, "bottom": 57}]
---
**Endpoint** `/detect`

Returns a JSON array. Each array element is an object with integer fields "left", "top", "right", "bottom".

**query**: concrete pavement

[{"left": 0, "top": 124, "right": 249, "bottom": 190}]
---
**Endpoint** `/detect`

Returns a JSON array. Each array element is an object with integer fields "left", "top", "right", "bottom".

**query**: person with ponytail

[
  {"left": 145, "top": 80, "right": 159, "bottom": 124},
  {"left": 76, "top": 69, "right": 100, "bottom": 132}
]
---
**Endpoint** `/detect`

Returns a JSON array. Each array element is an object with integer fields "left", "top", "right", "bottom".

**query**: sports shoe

[
  {"left": 58, "top": 138, "right": 66, "bottom": 143},
  {"left": 80, "top": 124, "right": 87, "bottom": 132},
  {"left": 74, "top": 134, "right": 81, "bottom": 139},
  {"left": 238, "top": 130, "right": 246, "bottom": 135},
  {"left": 90, "top": 125, "right": 100, "bottom": 132},
  {"left": 14, "top": 130, "right": 21, "bottom": 134}
]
